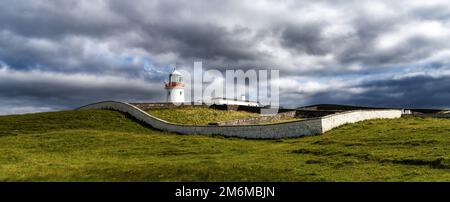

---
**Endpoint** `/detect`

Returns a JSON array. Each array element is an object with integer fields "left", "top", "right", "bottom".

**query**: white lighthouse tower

[{"left": 164, "top": 69, "right": 185, "bottom": 103}]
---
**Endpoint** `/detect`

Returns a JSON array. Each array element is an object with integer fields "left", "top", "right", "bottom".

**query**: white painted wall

[
  {"left": 211, "top": 98, "right": 259, "bottom": 106},
  {"left": 321, "top": 110, "right": 402, "bottom": 132},
  {"left": 167, "top": 88, "right": 185, "bottom": 103}
]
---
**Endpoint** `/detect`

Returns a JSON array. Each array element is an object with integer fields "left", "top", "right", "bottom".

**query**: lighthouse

[{"left": 165, "top": 69, "right": 185, "bottom": 103}]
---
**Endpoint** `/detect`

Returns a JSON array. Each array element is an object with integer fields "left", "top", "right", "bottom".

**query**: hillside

[
  {"left": 0, "top": 109, "right": 449, "bottom": 181},
  {"left": 144, "top": 106, "right": 301, "bottom": 125},
  {"left": 145, "top": 106, "right": 260, "bottom": 125}
]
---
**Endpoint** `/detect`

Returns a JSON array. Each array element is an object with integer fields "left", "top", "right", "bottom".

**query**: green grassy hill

[
  {"left": 0, "top": 109, "right": 449, "bottom": 181},
  {"left": 144, "top": 106, "right": 302, "bottom": 125},
  {"left": 145, "top": 106, "right": 260, "bottom": 125}
]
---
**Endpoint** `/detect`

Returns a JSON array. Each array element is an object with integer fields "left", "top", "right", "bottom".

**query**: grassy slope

[
  {"left": 0, "top": 109, "right": 449, "bottom": 182},
  {"left": 145, "top": 107, "right": 260, "bottom": 125},
  {"left": 145, "top": 107, "right": 301, "bottom": 125}
]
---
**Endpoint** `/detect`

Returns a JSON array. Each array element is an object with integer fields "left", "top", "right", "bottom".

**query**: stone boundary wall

[
  {"left": 78, "top": 101, "right": 322, "bottom": 139},
  {"left": 78, "top": 101, "right": 402, "bottom": 139},
  {"left": 321, "top": 109, "right": 402, "bottom": 132}
]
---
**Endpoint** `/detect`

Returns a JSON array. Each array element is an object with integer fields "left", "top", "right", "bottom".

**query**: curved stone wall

[
  {"left": 321, "top": 109, "right": 402, "bottom": 132},
  {"left": 78, "top": 101, "right": 402, "bottom": 139}
]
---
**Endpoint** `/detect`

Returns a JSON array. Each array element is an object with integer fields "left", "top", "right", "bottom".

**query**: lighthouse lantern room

[{"left": 165, "top": 69, "right": 185, "bottom": 103}]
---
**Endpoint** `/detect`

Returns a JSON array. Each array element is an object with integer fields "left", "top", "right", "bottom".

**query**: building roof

[
  {"left": 211, "top": 97, "right": 259, "bottom": 103},
  {"left": 171, "top": 69, "right": 181, "bottom": 75}
]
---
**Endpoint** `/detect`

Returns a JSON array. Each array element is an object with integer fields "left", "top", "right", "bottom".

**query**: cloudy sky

[{"left": 1, "top": 0, "right": 450, "bottom": 114}]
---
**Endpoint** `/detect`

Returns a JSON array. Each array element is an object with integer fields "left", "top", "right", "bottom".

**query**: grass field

[
  {"left": 0, "top": 109, "right": 449, "bottom": 181},
  {"left": 145, "top": 107, "right": 301, "bottom": 125},
  {"left": 145, "top": 106, "right": 261, "bottom": 125}
]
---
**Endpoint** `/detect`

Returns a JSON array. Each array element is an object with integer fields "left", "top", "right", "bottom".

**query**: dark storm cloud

[
  {"left": 0, "top": 67, "right": 165, "bottom": 114},
  {"left": 140, "top": 23, "right": 261, "bottom": 62},
  {"left": 356, "top": 75, "right": 450, "bottom": 108},
  {"left": 0, "top": 0, "right": 265, "bottom": 73},
  {"left": 0, "top": 1, "right": 128, "bottom": 39},
  {"left": 288, "top": 75, "right": 450, "bottom": 109},
  {"left": 275, "top": 1, "right": 450, "bottom": 72},
  {"left": 280, "top": 23, "right": 329, "bottom": 55},
  {"left": 1, "top": 0, "right": 450, "bottom": 114}
]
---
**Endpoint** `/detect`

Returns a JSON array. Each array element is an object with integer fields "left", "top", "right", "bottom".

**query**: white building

[
  {"left": 165, "top": 69, "right": 185, "bottom": 103},
  {"left": 211, "top": 95, "right": 259, "bottom": 107}
]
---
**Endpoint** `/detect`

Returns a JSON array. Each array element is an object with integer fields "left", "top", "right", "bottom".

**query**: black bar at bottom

[{"left": 0, "top": 182, "right": 448, "bottom": 201}]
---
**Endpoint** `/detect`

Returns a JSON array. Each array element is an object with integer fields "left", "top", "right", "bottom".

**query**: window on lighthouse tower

[{"left": 170, "top": 74, "right": 182, "bottom": 83}]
